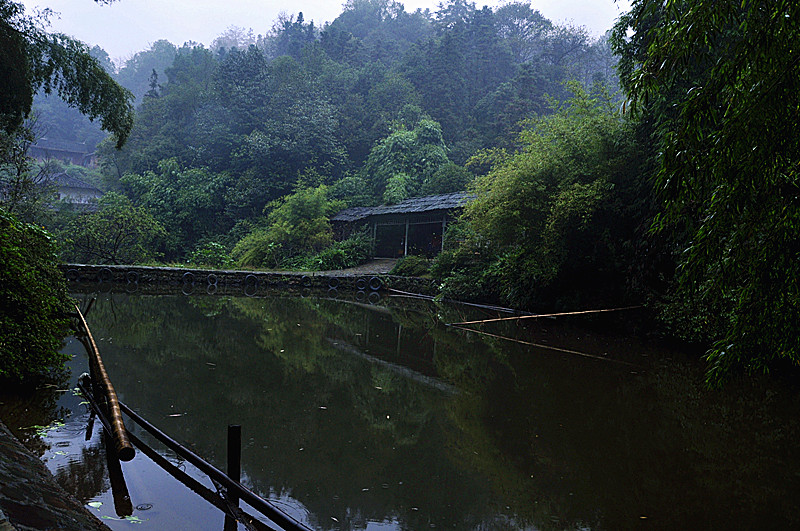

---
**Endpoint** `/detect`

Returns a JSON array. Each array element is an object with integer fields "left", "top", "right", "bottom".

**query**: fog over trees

[{"left": 34, "top": 0, "right": 617, "bottom": 263}]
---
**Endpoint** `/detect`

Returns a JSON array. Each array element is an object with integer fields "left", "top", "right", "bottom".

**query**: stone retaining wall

[{"left": 60, "top": 264, "right": 438, "bottom": 297}]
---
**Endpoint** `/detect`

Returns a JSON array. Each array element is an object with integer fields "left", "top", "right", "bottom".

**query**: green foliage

[
  {"left": 0, "top": 207, "right": 71, "bottom": 383},
  {"left": 433, "top": 85, "right": 648, "bottom": 308},
  {"left": 390, "top": 255, "right": 430, "bottom": 277},
  {"left": 430, "top": 222, "right": 501, "bottom": 303},
  {"left": 330, "top": 173, "right": 373, "bottom": 207},
  {"left": 31, "top": 92, "right": 106, "bottom": 148},
  {"left": 383, "top": 172, "right": 413, "bottom": 204},
  {"left": 270, "top": 12, "right": 318, "bottom": 59},
  {"left": 65, "top": 192, "right": 165, "bottom": 264},
  {"left": 0, "top": 125, "right": 50, "bottom": 221},
  {"left": 121, "top": 158, "right": 232, "bottom": 259},
  {"left": 232, "top": 185, "right": 344, "bottom": 268},
  {"left": 68, "top": 1, "right": 621, "bottom": 263},
  {"left": 360, "top": 115, "right": 454, "bottom": 203},
  {"left": 613, "top": 0, "right": 800, "bottom": 383},
  {"left": 0, "top": 1, "right": 133, "bottom": 146},
  {"left": 320, "top": 0, "right": 433, "bottom": 66},
  {"left": 185, "top": 241, "right": 234, "bottom": 269},
  {"left": 422, "top": 161, "right": 473, "bottom": 195},
  {"left": 302, "top": 229, "right": 373, "bottom": 271}
]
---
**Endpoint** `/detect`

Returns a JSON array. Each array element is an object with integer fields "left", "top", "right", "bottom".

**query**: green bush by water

[
  {"left": 0, "top": 208, "right": 71, "bottom": 383},
  {"left": 302, "top": 230, "right": 373, "bottom": 271},
  {"left": 390, "top": 256, "right": 431, "bottom": 277}
]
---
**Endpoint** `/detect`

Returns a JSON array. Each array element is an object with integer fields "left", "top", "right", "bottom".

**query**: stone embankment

[
  {"left": 0, "top": 421, "right": 109, "bottom": 531},
  {"left": 59, "top": 263, "right": 437, "bottom": 297}
]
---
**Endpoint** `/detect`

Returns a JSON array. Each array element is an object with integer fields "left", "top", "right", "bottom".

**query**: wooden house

[
  {"left": 332, "top": 192, "right": 470, "bottom": 258},
  {"left": 29, "top": 138, "right": 97, "bottom": 167}
]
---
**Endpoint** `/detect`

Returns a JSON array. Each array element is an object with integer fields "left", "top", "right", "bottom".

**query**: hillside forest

[{"left": 1, "top": 0, "right": 799, "bottom": 385}]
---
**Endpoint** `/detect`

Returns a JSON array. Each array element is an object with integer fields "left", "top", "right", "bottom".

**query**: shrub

[
  {"left": 0, "top": 207, "right": 71, "bottom": 383},
  {"left": 232, "top": 185, "right": 343, "bottom": 268},
  {"left": 430, "top": 245, "right": 500, "bottom": 303},
  {"left": 311, "top": 247, "right": 348, "bottom": 270},
  {"left": 64, "top": 193, "right": 165, "bottom": 264},
  {"left": 231, "top": 227, "right": 282, "bottom": 269},
  {"left": 304, "top": 230, "right": 373, "bottom": 271},
  {"left": 390, "top": 255, "right": 431, "bottom": 277},
  {"left": 186, "top": 241, "right": 234, "bottom": 269}
]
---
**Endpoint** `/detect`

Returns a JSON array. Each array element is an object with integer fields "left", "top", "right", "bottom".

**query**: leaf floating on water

[{"left": 88, "top": 502, "right": 103, "bottom": 509}]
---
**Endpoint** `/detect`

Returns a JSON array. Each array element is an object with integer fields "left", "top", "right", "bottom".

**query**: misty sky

[{"left": 20, "top": 0, "right": 631, "bottom": 63}]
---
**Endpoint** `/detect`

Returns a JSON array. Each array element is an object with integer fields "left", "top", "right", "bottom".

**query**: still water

[{"left": 3, "top": 289, "right": 800, "bottom": 530}]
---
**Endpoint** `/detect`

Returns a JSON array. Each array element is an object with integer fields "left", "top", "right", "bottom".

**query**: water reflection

[
  {"left": 94, "top": 293, "right": 489, "bottom": 530},
  {"left": 2, "top": 290, "right": 799, "bottom": 530}
]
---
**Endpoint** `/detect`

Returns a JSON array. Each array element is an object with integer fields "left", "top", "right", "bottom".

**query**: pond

[{"left": 2, "top": 289, "right": 800, "bottom": 530}]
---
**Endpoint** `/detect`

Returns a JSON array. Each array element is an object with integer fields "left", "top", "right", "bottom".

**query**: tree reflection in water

[
  {"left": 2, "top": 290, "right": 799, "bottom": 530},
  {"left": 53, "top": 440, "right": 108, "bottom": 504}
]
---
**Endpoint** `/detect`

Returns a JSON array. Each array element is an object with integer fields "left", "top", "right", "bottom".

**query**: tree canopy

[
  {"left": 0, "top": 0, "right": 135, "bottom": 383},
  {"left": 612, "top": 0, "right": 800, "bottom": 382},
  {"left": 433, "top": 85, "right": 648, "bottom": 308},
  {"left": 0, "top": 0, "right": 134, "bottom": 146}
]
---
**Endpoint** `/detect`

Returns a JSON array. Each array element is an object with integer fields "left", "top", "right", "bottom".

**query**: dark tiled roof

[
  {"left": 31, "top": 138, "right": 94, "bottom": 154},
  {"left": 332, "top": 192, "right": 471, "bottom": 222},
  {"left": 371, "top": 191, "right": 469, "bottom": 215},
  {"left": 47, "top": 172, "right": 101, "bottom": 192}
]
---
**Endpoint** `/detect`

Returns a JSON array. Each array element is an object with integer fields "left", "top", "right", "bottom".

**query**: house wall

[
  {"left": 371, "top": 211, "right": 451, "bottom": 258},
  {"left": 58, "top": 186, "right": 102, "bottom": 205}
]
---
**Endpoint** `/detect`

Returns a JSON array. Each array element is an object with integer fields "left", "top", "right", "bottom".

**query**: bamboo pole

[
  {"left": 447, "top": 324, "right": 640, "bottom": 366},
  {"left": 447, "top": 305, "right": 643, "bottom": 326},
  {"left": 74, "top": 305, "right": 135, "bottom": 461},
  {"left": 78, "top": 375, "right": 271, "bottom": 531},
  {"left": 118, "top": 401, "right": 312, "bottom": 531}
]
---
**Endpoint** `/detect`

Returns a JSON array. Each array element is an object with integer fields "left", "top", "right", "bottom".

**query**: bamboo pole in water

[
  {"left": 74, "top": 304, "right": 135, "bottom": 461},
  {"left": 447, "top": 305, "right": 643, "bottom": 326}
]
